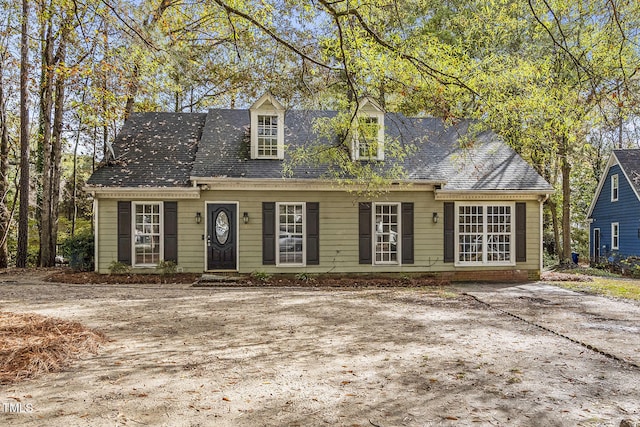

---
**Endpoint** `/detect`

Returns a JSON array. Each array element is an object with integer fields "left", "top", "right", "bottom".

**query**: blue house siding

[{"left": 590, "top": 164, "right": 640, "bottom": 260}]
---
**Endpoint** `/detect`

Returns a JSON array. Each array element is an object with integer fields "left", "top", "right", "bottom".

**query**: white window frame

[
  {"left": 132, "top": 201, "right": 163, "bottom": 267},
  {"left": 352, "top": 98, "right": 385, "bottom": 161},
  {"left": 455, "top": 202, "right": 515, "bottom": 267},
  {"left": 611, "top": 174, "right": 619, "bottom": 202},
  {"left": 276, "top": 202, "right": 306, "bottom": 267},
  {"left": 372, "top": 202, "right": 401, "bottom": 265},
  {"left": 250, "top": 93, "right": 285, "bottom": 160},
  {"left": 354, "top": 115, "right": 384, "bottom": 161},
  {"left": 612, "top": 222, "right": 619, "bottom": 250},
  {"left": 255, "top": 114, "right": 280, "bottom": 159}
]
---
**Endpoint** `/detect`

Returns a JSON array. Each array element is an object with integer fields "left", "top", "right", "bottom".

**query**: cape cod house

[
  {"left": 587, "top": 149, "right": 640, "bottom": 263},
  {"left": 86, "top": 93, "right": 552, "bottom": 281}
]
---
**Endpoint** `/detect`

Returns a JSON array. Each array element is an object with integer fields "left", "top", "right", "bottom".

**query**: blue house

[{"left": 587, "top": 149, "right": 640, "bottom": 263}]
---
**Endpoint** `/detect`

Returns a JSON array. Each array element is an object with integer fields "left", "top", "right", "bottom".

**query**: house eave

[
  {"left": 190, "top": 177, "right": 445, "bottom": 192},
  {"left": 84, "top": 186, "right": 201, "bottom": 199},
  {"left": 435, "top": 189, "right": 551, "bottom": 201}
]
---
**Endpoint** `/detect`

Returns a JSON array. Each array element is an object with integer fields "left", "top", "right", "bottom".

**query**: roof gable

[{"left": 587, "top": 149, "right": 640, "bottom": 218}]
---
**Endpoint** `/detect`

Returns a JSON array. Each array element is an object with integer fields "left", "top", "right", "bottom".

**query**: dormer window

[
  {"left": 257, "top": 115, "right": 278, "bottom": 157},
  {"left": 250, "top": 92, "right": 285, "bottom": 159},
  {"left": 352, "top": 97, "right": 385, "bottom": 161}
]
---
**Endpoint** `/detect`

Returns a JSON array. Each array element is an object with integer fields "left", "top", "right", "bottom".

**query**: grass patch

[
  {"left": 554, "top": 277, "right": 640, "bottom": 300},
  {"left": 559, "top": 267, "right": 621, "bottom": 278}
]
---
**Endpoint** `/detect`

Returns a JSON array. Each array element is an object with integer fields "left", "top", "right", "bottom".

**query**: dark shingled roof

[
  {"left": 87, "top": 112, "right": 206, "bottom": 187},
  {"left": 88, "top": 109, "right": 551, "bottom": 192},
  {"left": 614, "top": 149, "right": 640, "bottom": 197},
  {"left": 191, "top": 109, "right": 551, "bottom": 191}
]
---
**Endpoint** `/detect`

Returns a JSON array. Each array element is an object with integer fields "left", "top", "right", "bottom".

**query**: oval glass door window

[{"left": 215, "top": 211, "right": 230, "bottom": 244}]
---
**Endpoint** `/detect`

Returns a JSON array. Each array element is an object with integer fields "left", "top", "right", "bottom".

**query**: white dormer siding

[
  {"left": 351, "top": 97, "right": 385, "bottom": 161},
  {"left": 250, "top": 92, "right": 285, "bottom": 160}
]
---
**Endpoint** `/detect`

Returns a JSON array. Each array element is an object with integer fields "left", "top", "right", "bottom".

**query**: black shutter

[
  {"left": 401, "top": 203, "right": 414, "bottom": 264},
  {"left": 262, "top": 202, "right": 276, "bottom": 265},
  {"left": 164, "top": 202, "right": 178, "bottom": 263},
  {"left": 444, "top": 202, "right": 455, "bottom": 263},
  {"left": 516, "top": 202, "right": 526, "bottom": 262},
  {"left": 359, "top": 203, "right": 372, "bottom": 264},
  {"left": 117, "top": 201, "right": 131, "bottom": 265},
  {"left": 306, "top": 202, "right": 320, "bottom": 265}
]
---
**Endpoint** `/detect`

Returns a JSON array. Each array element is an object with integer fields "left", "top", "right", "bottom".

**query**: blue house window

[
  {"left": 612, "top": 222, "right": 619, "bottom": 250},
  {"left": 611, "top": 174, "right": 619, "bottom": 201}
]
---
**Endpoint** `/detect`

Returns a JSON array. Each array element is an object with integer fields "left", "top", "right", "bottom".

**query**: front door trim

[{"left": 204, "top": 201, "right": 239, "bottom": 272}]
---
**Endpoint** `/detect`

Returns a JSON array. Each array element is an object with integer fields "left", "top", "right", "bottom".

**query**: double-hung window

[
  {"left": 456, "top": 203, "right": 514, "bottom": 265},
  {"left": 357, "top": 117, "right": 380, "bottom": 159},
  {"left": 257, "top": 115, "right": 278, "bottom": 158},
  {"left": 611, "top": 174, "right": 619, "bottom": 201},
  {"left": 374, "top": 203, "right": 400, "bottom": 264},
  {"left": 612, "top": 222, "right": 619, "bottom": 250},
  {"left": 133, "top": 202, "right": 162, "bottom": 266},
  {"left": 277, "top": 202, "right": 305, "bottom": 265}
]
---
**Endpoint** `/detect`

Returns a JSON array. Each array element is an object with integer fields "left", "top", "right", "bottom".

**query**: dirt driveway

[{"left": 1, "top": 275, "right": 639, "bottom": 426}]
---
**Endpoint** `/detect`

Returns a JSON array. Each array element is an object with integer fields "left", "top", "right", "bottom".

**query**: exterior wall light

[
  {"left": 195, "top": 212, "right": 202, "bottom": 224},
  {"left": 432, "top": 212, "right": 439, "bottom": 223},
  {"left": 243, "top": 212, "right": 250, "bottom": 224}
]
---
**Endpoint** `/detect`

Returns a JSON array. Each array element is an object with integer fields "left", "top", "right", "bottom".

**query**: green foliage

[
  {"left": 108, "top": 261, "right": 130, "bottom": 275},
  {"left": 60, "top": 232, "right": 95, "bottom": 271},
  {"left": 251, "top": 271, "right": 272, "bottom": 283},
  {"left": 157, "top": 260, "right": 178, "bottom": 275},
  {"left": 295, "top": 272, "right": 315, "bottom": 282}
]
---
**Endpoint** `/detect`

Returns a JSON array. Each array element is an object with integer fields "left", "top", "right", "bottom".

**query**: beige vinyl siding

[
  {"left": 95, "top": 199, "right": 118, "bottom": 272},
  {"left": 95, "top": 190, "right": 542, "bottom": 275}
]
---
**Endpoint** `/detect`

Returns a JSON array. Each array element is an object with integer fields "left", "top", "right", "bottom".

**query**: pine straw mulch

[
  {"left": 45, "top": 269, "right": 450, "bottom": 288},
  {"left": 0, "top": 311, "right": 107, "bottom": 384},
  {"left": 46, "top": 270, "right": 201, "bottom": 284}
]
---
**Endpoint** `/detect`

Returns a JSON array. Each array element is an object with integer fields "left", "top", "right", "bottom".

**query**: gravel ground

[{"left": 0, "top": 273, "right": 639, "bottom": 426}]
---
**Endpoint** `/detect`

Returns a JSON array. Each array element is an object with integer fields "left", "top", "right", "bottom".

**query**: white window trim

[
  {"left": 372, "top": 202, "right": 401, "bottom": 265},
  {"left": 131, "top": 201, "right": 164, "bottom": 268},
  {"left": 454, "top": 202, "right": 516, "bottom": 267},
  {"left": 251, "top": 111, "right": 284, "bottom": 159},
  {"left": 611, "top": 222, "right": 619, "bottom": 250},
  {"left": 611, "top": 174, "right": 619, "bottom": 202},
  {"left": 249, "top": 93, "right": 285, "bottom": 160},
  {"left": 275, "top": 202, "right": 306, "bottom": 267},
  {"left": 353, "top": 113, "right": 385, "bottom": 161}
]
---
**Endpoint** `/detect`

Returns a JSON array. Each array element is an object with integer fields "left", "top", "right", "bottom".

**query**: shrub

[
  {"left": 108, "top": 261, "right": 130, "bottom": 275},
  {"left": 251, "top": 271, "right": 272, "bottom": 282},
  {"left": 60, "top": 232, "right": 94, "bottom": 271},
  {"left": 157, "top": 260, "right": 178, "bottom": 275}
]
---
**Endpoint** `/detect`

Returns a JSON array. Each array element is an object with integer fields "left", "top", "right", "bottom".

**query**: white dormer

[
  {"left": 352, "top": 97, "right": 385, "bottom": 161},
  {"left": 250, "top": 92, "right": 285, "bottom": 160}
]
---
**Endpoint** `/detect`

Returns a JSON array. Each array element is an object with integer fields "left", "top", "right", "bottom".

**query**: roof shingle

[{"left": 88, "top": 109, "right": 551, "bottom": 192}]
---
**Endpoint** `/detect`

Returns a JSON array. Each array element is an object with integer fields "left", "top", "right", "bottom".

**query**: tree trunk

[
  {"left": 560, "top": 135, "right": 572, "bottom": 264},
  {"left": 71, "top": 128, "right": 80, "bottom": 236},
  {"left": 16, "top": 0, "right": 30, "bottom": 268},
  {"left": 123, "top": 63, "right": 139, "bottom": 120},
  {"left": 547, "top": 198, "right": 561, "bottom": 260},
  {"left": 48, "top": 38, "right": 66, "bottom": 265},
  {"left": 0, "top": 51, "right": 9, "bottom": 268},
  {"left": 38, "top": 15, "right": 55, "bottom": 267}
]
